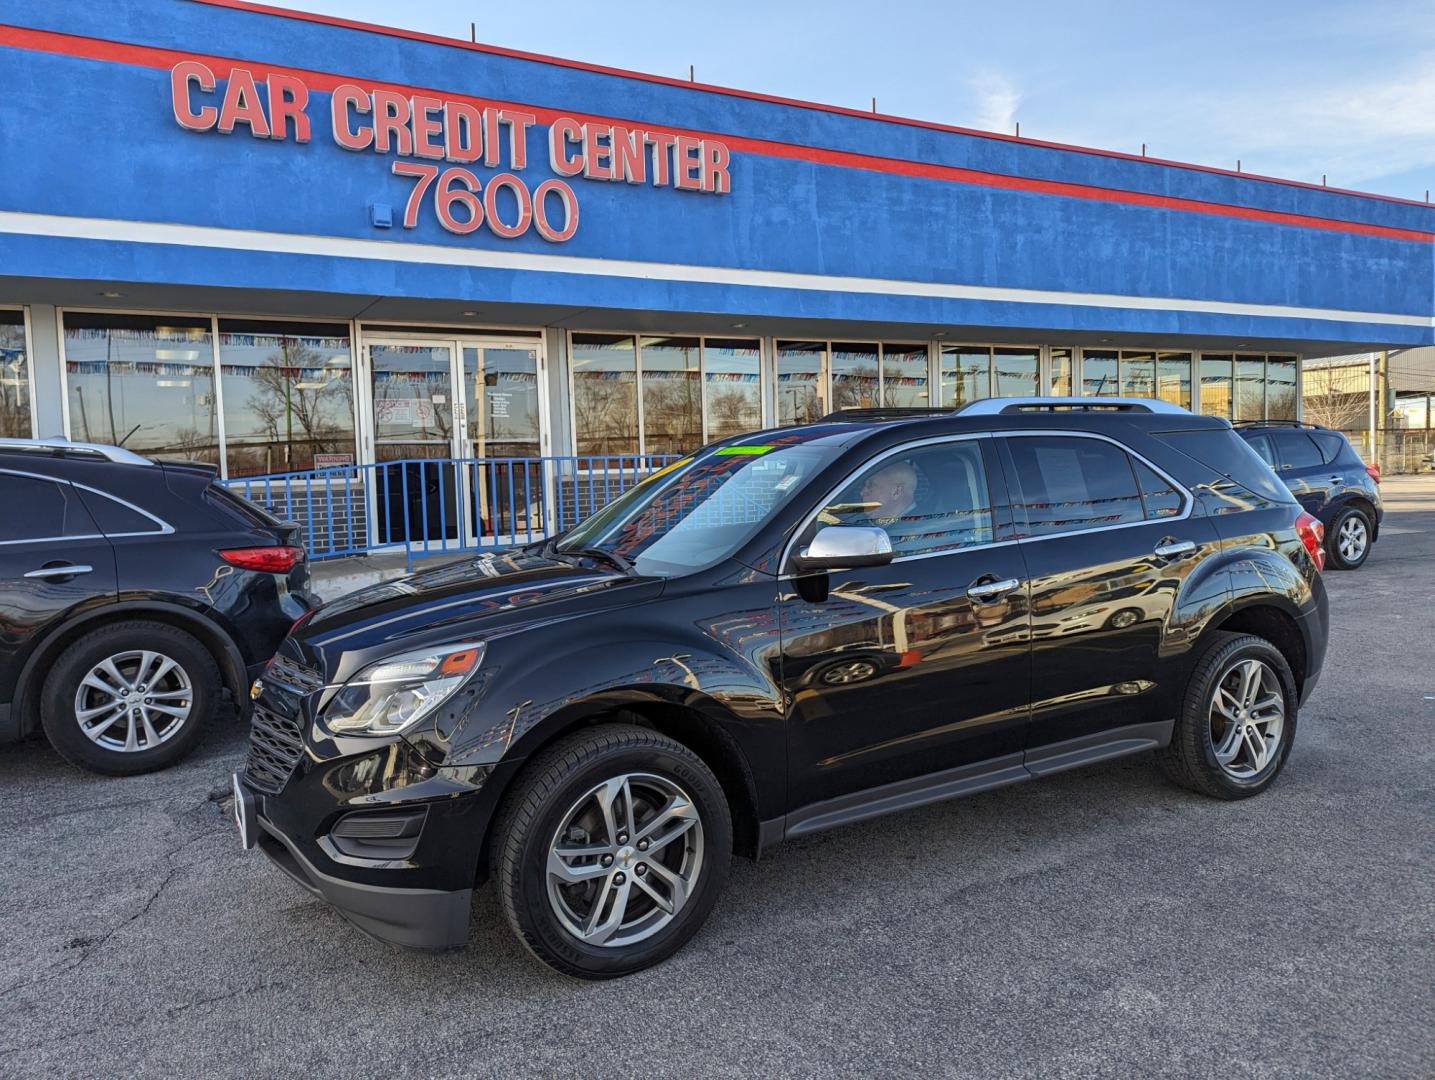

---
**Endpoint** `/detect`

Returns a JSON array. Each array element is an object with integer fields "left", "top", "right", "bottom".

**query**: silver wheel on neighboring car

[
  {"left": 1337, "top": 515, "right": 1368, "bottom": 563},
  {"left": 1208, "top": 658, "right": 1284, "bottom": 779},
  {"left": 820, "top": 659, "right": 878, "bottom": 685},
  {"left": 546, "top": 772, "right": 704, "bottom": 948},
  {"left": 71, "top": 650, "right": 193, "bottom": 753}
]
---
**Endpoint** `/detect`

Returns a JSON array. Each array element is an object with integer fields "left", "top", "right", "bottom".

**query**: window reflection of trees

[
  {"left": 0, "top": 316, "right": 29, "bottom": 438},
  {"left": 223, "top": 330, "right": 356, "bottom": 476}
]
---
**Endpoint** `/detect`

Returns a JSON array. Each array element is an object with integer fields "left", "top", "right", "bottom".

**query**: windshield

[{"left": 554, "top": 438, "right": 844, "bottom": 576}]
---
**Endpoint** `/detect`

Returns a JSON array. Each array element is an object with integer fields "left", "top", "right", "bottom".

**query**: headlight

[{"left": 320, "top": 641, "right": 485, "bottom": 737}]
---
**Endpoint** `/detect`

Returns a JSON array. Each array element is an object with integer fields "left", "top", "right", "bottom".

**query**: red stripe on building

[{"left": 2, "top": 23, "right": 1432, "bottom": 244}]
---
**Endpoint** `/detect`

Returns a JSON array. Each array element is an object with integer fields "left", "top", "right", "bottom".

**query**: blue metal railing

[{"left": 224, "top": 454, "right": 679, "bottom": 567}]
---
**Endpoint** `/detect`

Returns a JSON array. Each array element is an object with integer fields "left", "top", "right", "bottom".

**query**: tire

[
  {"left": 40, "top": 620, "right": 221, "bottom": 776},
  {"left": 1156, "top": 632, "right": 1297, "bottom": 800},
  {"left": 492, "top": 723, "right": 732, "bottom": 979},
  {"left": 1326, "top": 506, "right": 1372, "bottom": 570}
]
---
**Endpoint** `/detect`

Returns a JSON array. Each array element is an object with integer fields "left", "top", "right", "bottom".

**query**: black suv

[
  {"left": 0, "top": 439, "right": 315, "bottom": 774},
  {"left": 1235, "top": 421, "right": 1382, "bottom": 569},
  {"left": 234, "top": 400, "right": 1329, "bottom": 978}
]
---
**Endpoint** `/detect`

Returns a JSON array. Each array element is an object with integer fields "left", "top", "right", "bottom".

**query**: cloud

[{"left": 969, "top": 69, "right": 1022, "bottom": 134}]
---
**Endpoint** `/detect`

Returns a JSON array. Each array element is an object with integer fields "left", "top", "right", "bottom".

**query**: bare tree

[{"left": 1302, "top": 365, "right": 1368, "bottom": 432}]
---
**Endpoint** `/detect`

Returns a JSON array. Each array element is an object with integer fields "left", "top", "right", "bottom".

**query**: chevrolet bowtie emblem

[{"left": 250, "top": 679, "right": 263, "bottom": 701}]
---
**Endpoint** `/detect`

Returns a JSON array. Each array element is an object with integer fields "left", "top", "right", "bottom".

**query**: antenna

[{"left": 469, "top": 21, "right": 475, "bottom": 42}]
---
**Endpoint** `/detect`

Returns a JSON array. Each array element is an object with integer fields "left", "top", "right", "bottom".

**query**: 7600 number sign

[{"left": 392, "top": 162, "right": 579, "bottom": 242}]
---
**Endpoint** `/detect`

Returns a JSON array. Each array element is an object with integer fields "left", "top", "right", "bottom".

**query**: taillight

[
  {"left": 1294, "top": 512, "right": 1325, "bottom": 572},
  {"left": 1365, "top": 462, "right": 1381, "bottom": 484},
  {"left": 220, "top": 546, "right": 304, "bottom": 573}
]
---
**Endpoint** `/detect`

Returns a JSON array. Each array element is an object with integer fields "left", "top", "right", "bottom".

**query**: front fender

[{"left": 431, "top": 633, "right": 780, "bottom": 759}]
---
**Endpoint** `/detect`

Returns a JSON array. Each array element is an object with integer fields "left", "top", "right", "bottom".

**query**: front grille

[
  {"left": 265, "top": 653, "right": 325, "bottom": 695},
  {"left": 244, "top": 701, "right": 306, "bottom": 794}
]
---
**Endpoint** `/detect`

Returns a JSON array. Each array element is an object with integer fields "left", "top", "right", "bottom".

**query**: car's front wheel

[
  {"left": 1327, "top": 506, "right": 1372, "bottom": 570},
  {"left": 40, "top": 620, "right": 220, "bottom": 775},
  {"left": 492, "top": 724, "right": 732, "bottom": 979}
]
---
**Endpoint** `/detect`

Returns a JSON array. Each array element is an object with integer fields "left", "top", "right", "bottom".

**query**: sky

[{"left": 280, "top": 0, "right": 1435, "bottom": 203}]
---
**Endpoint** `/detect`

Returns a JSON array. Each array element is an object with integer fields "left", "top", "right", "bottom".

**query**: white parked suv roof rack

[{"left": 0, "top": 437, "right": 155, "bottom": 466}]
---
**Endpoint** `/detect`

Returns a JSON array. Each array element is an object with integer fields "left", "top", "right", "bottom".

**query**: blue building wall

[{"left": 0, "top": 0, "right": 1431, "bottom": 348}]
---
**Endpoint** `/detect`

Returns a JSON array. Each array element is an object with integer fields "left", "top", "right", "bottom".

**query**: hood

[{"left": 297, "top": 549, "right": 662, "bottom": 680}]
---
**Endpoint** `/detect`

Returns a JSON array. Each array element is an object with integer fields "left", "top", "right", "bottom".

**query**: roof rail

[
  {"left": 819, "top": 407, "right": 958, "bottom": 422},
  {"left": 959, "top": 396, "right": 1192, "bottom": 416},
  {"left": 1231, "top": 419, "right": 1327, "bottom": 430},
  {"left": 0, "top": 437, "right": 155, "bottom": 466}
]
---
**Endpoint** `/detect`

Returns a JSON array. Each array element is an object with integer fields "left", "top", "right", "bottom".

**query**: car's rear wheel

[
  {"left": 1156, "top": 632, "right": 1297, "bottom": 800},
  {"left": 1327, "top": 506, "right": 1371, "bottom": 570},
  {"left": 40, "top": 621, "right": 220, "bottom": 775},
  {"left": 492, "top": 724, "right": 731, "bottom": 979}
]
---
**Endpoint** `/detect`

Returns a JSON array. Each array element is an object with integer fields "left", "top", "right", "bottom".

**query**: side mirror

[{"left": 791, "top": 525, "right": 894, "bottom": 572}]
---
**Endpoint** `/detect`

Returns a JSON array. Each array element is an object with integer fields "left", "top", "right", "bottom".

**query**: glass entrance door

[
  {"left": 460, "top": 344, "right": 544, "bottom": 544},
  {"left": 367, "top": 341, "right": 462, "bottom": 546}
]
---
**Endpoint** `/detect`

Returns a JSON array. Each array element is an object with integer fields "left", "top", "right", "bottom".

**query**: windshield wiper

[{"left": 562, "top": 546, "right": 635, "bottom": 575}]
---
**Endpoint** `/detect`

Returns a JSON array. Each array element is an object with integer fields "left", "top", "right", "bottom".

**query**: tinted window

[
  {"left": 1245, "top": 434, "right": 1275, "bottom": 465},
  {"left": 0, "top": 474, "right": 97, "bottom": 541},
  {"left": 1310, "top": 431, "right": 1349, "bottom": 465},
  {"left": 1132, "top": 460, "right": 1184, "bottom": 519},
  {"left": 77, "top": 489, "right": 164, "bottom": 535},
  {"left": 1003, "top": 436, "right": 1144, "bottom": 536},
  {"left": 1154, "top": 429, "right": 1294, "bottom": 504},
  {"left": 1274, "top": 432, "right": 1323, "bottom": 470},
  {"left": 816, "top": 440, "right": 994, "bottom": 557}
]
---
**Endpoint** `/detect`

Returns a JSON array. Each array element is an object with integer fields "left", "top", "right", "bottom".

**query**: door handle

[
  {"left": 1327, "top": 475, "right": 1343, "bottom": 484},
  {"left": 966, "top": 577, "right": 1020, "bottom": 602},
  {"left": 1152, "top": 540, "right": 1196, "bottom": 559},
  {"left": 24, "top": 564, "right": 94, "bottom": 579}
]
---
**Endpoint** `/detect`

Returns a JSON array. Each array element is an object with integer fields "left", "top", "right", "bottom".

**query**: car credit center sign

[{"left": 169, "top": 61, "right": 733, "bottom": 243}]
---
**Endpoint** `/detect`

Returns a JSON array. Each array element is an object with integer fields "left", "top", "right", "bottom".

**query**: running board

[{"left": 781, "top": 720, "right": 1174, "bottom": 841}]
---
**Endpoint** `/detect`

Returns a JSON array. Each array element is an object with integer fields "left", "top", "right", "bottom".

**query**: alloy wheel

[
  {"left": 72, "top": 650, "right": 193, "bottom": 753},
  {"left": 546, "top": 772, "right": 704, "bottom": 948},
  {"left": 821, "top": 660, "right": 878, "bottom": 685},
  {"left": 1337, "top": 516, "right": 1367, "bottom": 563},
  {"left": 1208, "top": 658, "right": 1284, "bottom": 779}
]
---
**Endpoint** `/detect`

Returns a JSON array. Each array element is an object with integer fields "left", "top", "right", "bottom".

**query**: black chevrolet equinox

[{"left": 235, "top": 398, "right": 1330, "bottom": 978}]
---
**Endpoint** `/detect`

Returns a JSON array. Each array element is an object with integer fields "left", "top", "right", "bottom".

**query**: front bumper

[
  {"left": 255, "top": 813, "right": 473, "bottom": 950},
  {"left": 238, "top": 742, "right": 521, "bottom": 951}
]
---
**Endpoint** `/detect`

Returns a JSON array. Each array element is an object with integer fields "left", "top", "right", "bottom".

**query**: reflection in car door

[
  {"left": 993, "top": 433, "right": 1226, "bottom": 763},
  {"left": 779, "top": 436, "right": 1033, "bottom": 820}
]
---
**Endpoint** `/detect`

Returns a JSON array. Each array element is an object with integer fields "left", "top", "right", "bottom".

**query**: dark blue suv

[{"left": 1235, "top": 421, "right": 1382, "bottom": 570}]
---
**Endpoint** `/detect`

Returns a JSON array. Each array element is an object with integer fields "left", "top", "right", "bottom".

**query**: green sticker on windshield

[{"left": 715, "top": 445, "right": 773, "bottom": 456}]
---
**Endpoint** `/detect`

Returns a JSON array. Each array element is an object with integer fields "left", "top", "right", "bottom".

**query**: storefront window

[
  {"left": 218, "top": 320, "right": 355, "bottom": 476},
  {"left": 1119, "top": 351, "right": 1155, "bottom": 397},
  {"left": 777, "top": 341, "right": 825, "bottom": 425},
  {"left": 1050, "top": 348, "right": 1073, "bottom": 396},
  {"left": 881, "top": 344, "right": 928, "bottom": 407},
  {"left": 994, "top": 348, "right": 1039, "bottom": 397},
  {"left": 1157, "top": 352, "right": 1193, "bottom": 410},
  {"left": 939, "top": 346, "right": 991, "bottom": 407},
  {"left": 829, "top": 343, "right": 880, "bottom": 411},
  {"left": 1082, "top": 350, "right": 1119, "bottom": 396},
  {"left": 640, "top": 336, "right": 702, "bottom": 455},
  {"left": 63, "top": 313, "right": 217, "bottom": 463},
  {"left": 703, "top": 338, "right": 762, "bottom": 441},
  {"left": 572, "top": 334, "right": 638, "bottom": 455},
  {"left": 1201, "top": 354, "right": 1234, "bottom": 418},
  {"left": 1266, "top": 355, "right": 1298, "bottom": 420},
  {"left": 0, "top": 310, "right": 29, "bottom": 438},
  {"left": 1236, "top": 356, "right": 1266, "bottom": 421}
]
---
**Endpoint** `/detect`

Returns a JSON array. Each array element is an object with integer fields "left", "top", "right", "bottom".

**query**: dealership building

[{"left": 2, "top": 1, "right": 1433, "bottom": 550}]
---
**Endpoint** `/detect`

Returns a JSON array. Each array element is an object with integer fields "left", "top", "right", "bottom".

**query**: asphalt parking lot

[{"left": 3, "top": 479, "right": 1432, "bottom": 1079}]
